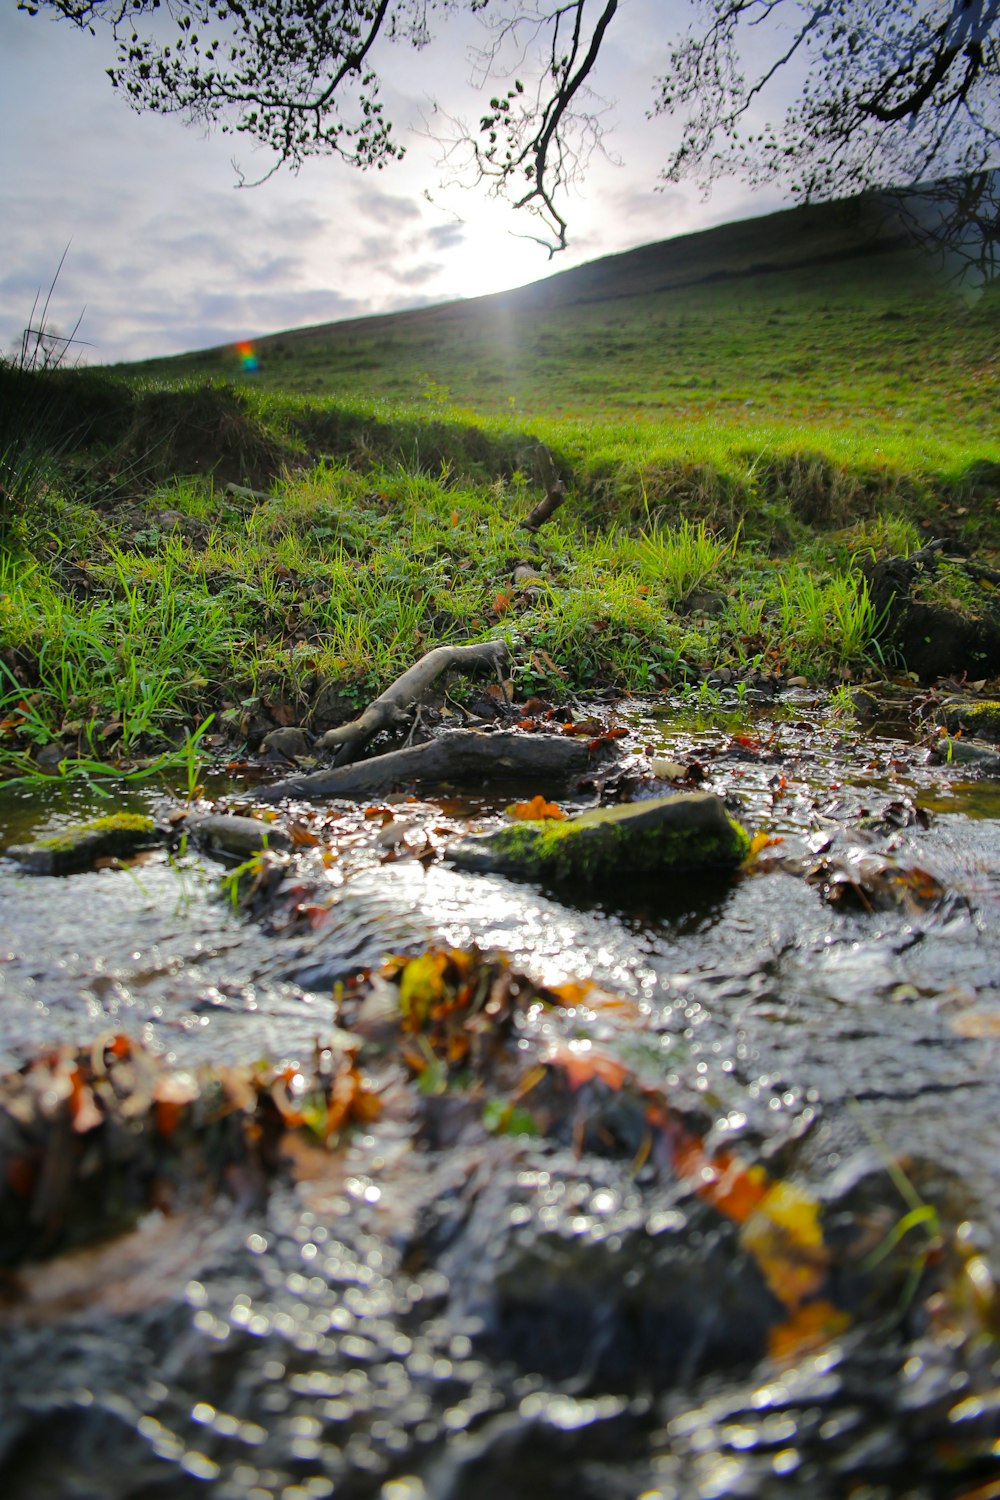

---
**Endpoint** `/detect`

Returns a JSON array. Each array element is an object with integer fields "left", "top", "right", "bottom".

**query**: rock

[
  {"left": 260, "top": 726, "right": 311, "bottom": 760},
  {"left": 309, "top": 682, "right": 358, "bottom": 735},
  {"left": 5, "top": 814, "right": 166, "bottom": 875},
  {"left": 850, "top": 688, "right": 882, "bottom": 723},
  {"left": 436, "top": 1152, "right": 777, "bottom": 1393},
  {"left": 862, "top": 549, "right": 1000, "bottom": 682},
  {"left": 648, "top": 758, "right": 689, "bottom": 780},
  {"left": 34, "top": 741, "right": 69, "bottom": 771},
  {"left": 183, "top": 812, "right": 290, "bottom": 860},
  {"left": 448, "top": 792, "right": 750, "bottom": 883},
  {"left": 680, "top": 589, "right": 725, "bottom": 616},
  {"left": 224, "top": 482, "right": 269, "bottom": 503},
  {"left": 930, "top": 735, "right": 1000, "bottom": 764},
  {"left": 934, "top": 700, "right": 1000, "bottom": 742},
  {"left": 929, "top": 738, "right": 1000, "bottom": 776}
]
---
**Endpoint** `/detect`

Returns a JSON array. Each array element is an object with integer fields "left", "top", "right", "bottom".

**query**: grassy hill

[
  {"left": 131, "top": 192, "right": 998, "bottom": 454},
  {"left": 2, "top": 188, "right": 999, "bottom": 763}
]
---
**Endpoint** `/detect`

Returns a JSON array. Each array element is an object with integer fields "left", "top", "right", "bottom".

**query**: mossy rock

[
  {"left": 5, "top": 813, "right": 165, "bottom": 876},
  {"left": 935, "top": 700, "right": 1000, "bottom": 743},
  {"left": 448, "top": 792, "right": 750, "bottom": 884}
]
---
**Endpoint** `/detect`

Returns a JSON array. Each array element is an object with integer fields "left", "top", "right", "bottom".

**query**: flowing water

[{"left": 1, "top": 700, "right": 998, "bottom": 1498}]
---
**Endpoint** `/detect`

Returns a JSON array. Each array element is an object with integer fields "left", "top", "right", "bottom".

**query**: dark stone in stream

[
  {"left": 427, "top": 1153, "right": 779, "bottom": 1393},
  {"left": 448, "top": 791, "right": 750, "bottom": 883},
  {"left": 183, "top": 811, "right": 291, "bottom": 860},
  {"left": 934, "top": 698, "right": 1000, "bottom": 742},
  {"left": 4, "top": 814, "right": 167, "bottom": 875},
  {"left": 259, "top": 726, "right": 312, "bottom": 760},
  {"left": 929, "top": 735, "right": 1000, "bottom": 774}
]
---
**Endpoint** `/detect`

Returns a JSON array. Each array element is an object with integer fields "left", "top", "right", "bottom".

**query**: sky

[{"left": 0, "top": 1, "right": 789, "bottom": 366}]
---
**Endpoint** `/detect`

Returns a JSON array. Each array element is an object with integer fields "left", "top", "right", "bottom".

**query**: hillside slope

[{"left": 125, "top": 190, "right": 998, "bottom": 438}]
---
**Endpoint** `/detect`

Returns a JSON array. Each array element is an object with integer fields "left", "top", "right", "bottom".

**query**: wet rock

[
  {"left": 849, "top": 688, "right": 882, "bottom": 723},
  {"left": 183, "top": 812, "right": 290, "bottom": 860},
  {"left": 431, "top": 1152, "right": 778, "bottom": 1392},
  {"left": 448, "top": 792, "right": 750, "bottom": 883},
  {"left": 934, "top": 699, "right": 1000, "bottom": 742},
  {"left": 33, "top": 742, "right": 69, "bottom": 772},
  {"left": 259, "top": 726, "right": 311, "bottom": 760},
  {"left": 4, "top": 814, "right": 166, "bottom": 875},
  {"left": 929, "top": 735, "right": 1000, "bottom": 768}
]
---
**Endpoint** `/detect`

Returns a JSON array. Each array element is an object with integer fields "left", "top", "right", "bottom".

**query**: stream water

[{"left": 1, "top": 699, "right": 998, "bottom": 1498}]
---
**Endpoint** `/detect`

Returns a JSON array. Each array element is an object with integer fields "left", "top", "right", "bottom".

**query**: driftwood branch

[
  {"left": 257, "top": 729, "right": 604, "bottom": 803},
  {"left": 316, "top": 640, "right": 509, "bottom": 766},
  {"left": 521, "top": 443, "right": 567, "bottom": 532}
]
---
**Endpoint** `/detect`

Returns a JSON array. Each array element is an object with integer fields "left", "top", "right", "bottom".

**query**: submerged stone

[
  {"left": 935, "top": 700, "right": 1000, "bottom": 743},
  {"left": 4, "top": 813, "right": 165, "bottom": 876},
  {"left": 184, "top": 811, "right": 291, "bottom": 860},
  {"left": 448, "top": 791, "right": 750, "bottom": 883}
]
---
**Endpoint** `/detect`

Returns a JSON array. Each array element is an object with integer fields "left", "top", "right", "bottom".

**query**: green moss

[
  {"left": 454, "top": 794, "right": 750, "bottom": 883},
  {"left": 954, "top": 701, "right": 1000, "bottom": 741},
  {"left": 36, "top": 813, "right": 156, "bottom": 852},
  {"left": 911, "top": 561, "right": 992, "bottom": 619}
]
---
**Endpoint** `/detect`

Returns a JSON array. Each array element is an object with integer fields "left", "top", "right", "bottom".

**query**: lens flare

[{"left": 235, "top": 340, "right": 259, "bottom": 373}]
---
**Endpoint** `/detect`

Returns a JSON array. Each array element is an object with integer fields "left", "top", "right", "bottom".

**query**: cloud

[
  {"left": 353, "top": 187, "right": 424, "bottom": 227},
  {"left": 426, "top": 223, "right": 466, "bottom": 251},
  {"left": 387, "top": 261, "right": 445, "bottom": 289}
]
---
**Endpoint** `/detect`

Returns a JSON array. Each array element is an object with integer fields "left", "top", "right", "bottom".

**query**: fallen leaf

[
  {"left": 544, "top": 1039, "right": 630, "bottom": 1092},
  {"left": 768, "top": 1300, "right": 851, "bottom": 1362},
  {"left": 153, "top": 1071, "right": 200, "bottom": 1137},
  {"left": 950, "top": 1010, "right": 1000, "bottom": 1038},
  {"left": 507, "top": 794, "right": 565, "bottom": 821}
]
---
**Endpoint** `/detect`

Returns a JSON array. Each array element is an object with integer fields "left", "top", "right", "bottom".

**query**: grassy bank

[
  {"left": 2, "top": 363, "right": 997, "bottom": 765},
  {"left": 2, "top": 191, "right": 998, "bottom": 763}
]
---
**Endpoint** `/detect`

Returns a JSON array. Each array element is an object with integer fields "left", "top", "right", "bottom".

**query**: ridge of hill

[{"left": 128, "top": 188, "right": 997, "bottom": 440}]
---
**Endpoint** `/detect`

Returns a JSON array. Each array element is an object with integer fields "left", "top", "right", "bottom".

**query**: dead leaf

[
  {"left": 507, "top": 794, "right": 565, "bottom": 821},
  {"left": 768, "top": 1299, "right": 851, "bottom": 1362},
  {"left": 950, "top": 1010, "right": 1000, "bottom": 1038}
]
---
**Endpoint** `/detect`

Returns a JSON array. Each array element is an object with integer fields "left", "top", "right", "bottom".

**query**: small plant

[{"left": 634, "top": 518, "right": 739, "bottom": 603}]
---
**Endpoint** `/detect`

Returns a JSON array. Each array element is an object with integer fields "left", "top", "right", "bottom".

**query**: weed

[{"left": 633, "top": 518, "right": 739, "bottom": 603}]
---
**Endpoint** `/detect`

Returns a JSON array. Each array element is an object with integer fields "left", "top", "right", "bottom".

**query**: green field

[
  {"left": 137, "top": 194, "right": 998, "bottom": 448},
  {"left": 2, "top": 189, "right": 999, "bottom": 765}
]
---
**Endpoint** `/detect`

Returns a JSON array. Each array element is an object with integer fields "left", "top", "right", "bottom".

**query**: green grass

[
  {"left": 130, "top": 195, "right": 999, "bottom": 458},
  {"left": 2, "top": 190, "right": 998, "bottom": 757}
]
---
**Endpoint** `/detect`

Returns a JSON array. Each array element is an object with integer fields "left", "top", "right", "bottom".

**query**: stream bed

[{"left": 1, "top": 698, "right": 998, "bottom": 1498}]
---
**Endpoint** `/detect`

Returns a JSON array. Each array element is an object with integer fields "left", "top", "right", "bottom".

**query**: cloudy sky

[{"left": 1, "top": 1, "right": 788, "bottom": 366}]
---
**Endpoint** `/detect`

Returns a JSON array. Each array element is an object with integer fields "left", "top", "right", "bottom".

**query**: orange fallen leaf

[
  {"left": 545, "top": 1039, "right": 630, "bottom": 1092},
  {"left": 153, "top": 1071, "right": 200, "bottom": 1137},
  {"left": 507, "top": 794, "right": 565, "bottom": 821},
  {"left": 950, "top": 1010, "right": 1000, "bottom": 1038},
  {"left": 768, "top": 1299, "right": 851, "bottom": 1362},
  {"left": 290, "top": 824, "right": 321, "bottom": 847}
]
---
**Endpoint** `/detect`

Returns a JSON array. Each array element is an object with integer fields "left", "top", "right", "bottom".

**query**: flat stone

[
  {"left": 935, "top": 700, "right": 1000, "bottom": 743},
  {"left": 448, "top": 791, "right": 750, "bottom": 883},
  {"left": 5, "top": 814, "right": 166, "bottom": 876}
]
